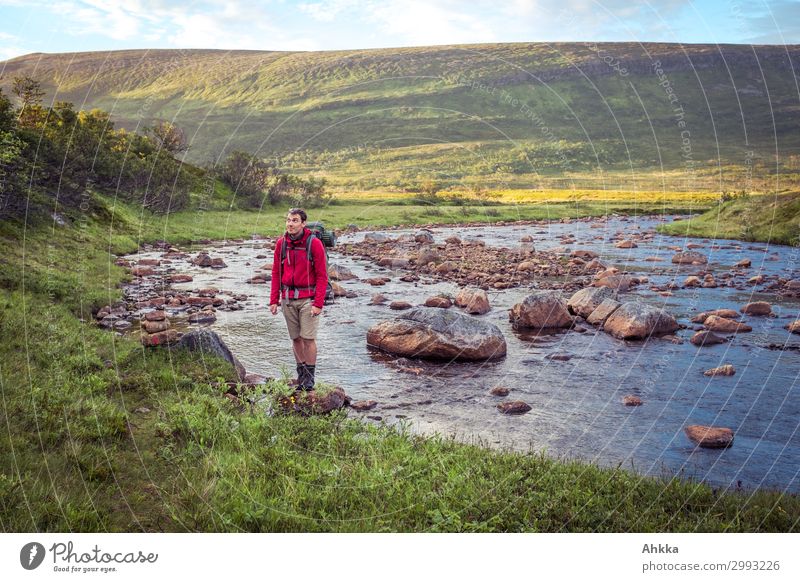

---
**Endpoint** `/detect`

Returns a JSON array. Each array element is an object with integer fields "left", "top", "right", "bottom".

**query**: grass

[
  {"left": 1, "top": 188, "right": 799, "bottom": 531},
  {"left": 658, "top": 191, "right": 800, "bottom": 246}
]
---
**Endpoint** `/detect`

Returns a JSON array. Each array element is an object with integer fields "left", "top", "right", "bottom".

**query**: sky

[{"left": 0, "top": 0, "right": 798, "bottom": 61}]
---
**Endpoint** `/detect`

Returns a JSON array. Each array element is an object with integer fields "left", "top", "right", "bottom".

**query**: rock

[
  {"left": 672, "top": 251, "right": 708, "bottom": 265},
  {"left": 330, "top": 281, "right": 349, "bottom": 297},
  {"left": 131, "top": 266, "right": 155, "bottom": 277},
  {"left": 489, "top": 386, "right": 510, "bottom": 396},
  {"left": 370, "top": 293, "right": 388, "bottom": 305},
  {"left": 177, "top": 329, "right": 246, "bottom": 381},
  {"left": 445, "top": 236, "right": 462, "bottom": 245},
  {"left": 517, "top": 261, "right": 536, "bottom": 272},
  {"left": 545, "top": 353, "right": 572, "bottom": 361},
  {"left": 142, "top": 320, "right": 170, "bottom": 333},
  {"left": 113, "top": 320, "right": 132, "bottom": 331},
  {"left": 243, "top": 373, "right": 267, "bottom": 384},
  {"left": 168, "top": 274, "right": 193, "bottom": 283},
  {"left": 570, "top": 249, "right": 598, "bottom": 259},
  {"left": 704, "top": 364, "right": 736, "bottom": 376},
  {"left": 425, "top": 296, "right": 452, "bottom": 309},
  {"left": 435, "top": 261, "right": 458, "bottom": 274},
  {"left": 186, "top": 296, "right": 215, "bottom": 306},
  {"left": 137, "top": 258, "right": 161, "bottom": 266},
  {"left": 198, "top": 288, "right": 219, "bottom": 297},
  {"left": 603, "top": 301, "right": 679, "bottom": 339},
  {"left": 586, "top": 298, "right": 621, "bottom": 326},
  {"left": 415, "top": 247, "right": 441, "bottom": 265},
  {"left": 509, "top": 291, "right": 572, "bottom": 329},
  {"left": 567, "top": 287, "right": 615, "bottom": 318},
  {"left": 520, "top": 235, "right": 534, "bottom": 243},
  {"left": 690, "top": 330, "right": 727, "bottom": 346},
  {"left": 787, "top": 320, "right": 800, "bottom": 334},
  {"left": 615, "top": 240, "right": 637, "bottom": 248},
  {"left": 367, "top": 308, "right": 507, "bottom": 361},
  {"left": 378, "top": 257, "right": 410, "bottom": 269},
  {"left": 741, "top": 301, "right": 772, "bottom": 316},
  {"left": 683, "top": 275, "right": 702, "bottom": 287},
  {"left": 622, "top": 395, "right": 642, "bottom": 406},
  {"left": 188, "top": 311, "right": 217, "bottom": 324},
  {"left": 497, "top": 401, "right": 532, "bottom": 415},
  {"left": 691, "top": 309, "right": 740, "bottom": 323},
  {"left": 414, "top": 229, "right": 435, "bottom": 244},
  {"left": 785, "top": 279, "right": 800, "bottom": 290},
  {"left": 366, "top": 277, "right": 388, "bottom": 286},
  {"left": 735, "top": 258, "right": 751, "bottom": 268},
  {"left": 328, "top": 264, "right": 358, "bottom": 280},
  {"left": 454, "top": 288, "right": 490, "bottom": 315},
  {"left": 247, "top": 276, "right": 269, "bottom": 284},
  {"left": 279, "top": 387, "right": 348, "bottom": 416},
  {"left": 141, "top": 329, "right": 178, "bottom": 347},
  {"left": 364, "top": 232, "right": 390, "bottom": 243},
  {"left": 144, "top": 310, "right": 167, "bottom": 321},
  {"left": 389, "top": 301, "right": 413, "bottom": 310},
  {"left": 684, "top": 425, "right": 734, "bottom": 448},
  {"left": 704, "top": 315, "right": 752, "bottom": 333},
  {"left": 594, "top": 274, "right": 636, "bottom": 292},
  {"left": 350, "top": 400, "right": 378, "bottom": 412}
]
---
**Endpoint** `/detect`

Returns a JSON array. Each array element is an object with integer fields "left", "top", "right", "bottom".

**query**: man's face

[{"left": 286, "top": 213, "right": 305, "bottom": 236}]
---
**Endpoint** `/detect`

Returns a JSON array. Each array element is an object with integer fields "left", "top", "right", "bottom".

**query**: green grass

[
  {"left": 1, "top": 190, "right": 799, "bottom": 532},
  {"left": 658, "top": 191, "right": 800, "bottom": 246}
]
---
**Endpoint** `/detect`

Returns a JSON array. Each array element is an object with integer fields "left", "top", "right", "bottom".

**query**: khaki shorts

[{"left": 281, "top": 298, "right": 320, "bottom": 340}]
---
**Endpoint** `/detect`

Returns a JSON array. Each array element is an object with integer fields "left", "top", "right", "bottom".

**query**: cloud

[{"left": 733, "top": 0, "right": 800, "bottom": 43}]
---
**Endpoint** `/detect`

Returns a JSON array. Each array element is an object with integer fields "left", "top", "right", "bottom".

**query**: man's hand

[
  {"left": 269, "top": 304, "right": 279, "bottom": 315},
  {"left": 311, "top": 306, "right": 322, "bottom": 317}
]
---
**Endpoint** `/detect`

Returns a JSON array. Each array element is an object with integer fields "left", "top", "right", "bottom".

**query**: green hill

[{"left": 3, "top": 43, "right": 800, "bottom": 191}]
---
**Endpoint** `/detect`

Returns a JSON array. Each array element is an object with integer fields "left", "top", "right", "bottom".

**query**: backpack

[{"left": 280, "top": 222, "right": 336, "bottom": 304}]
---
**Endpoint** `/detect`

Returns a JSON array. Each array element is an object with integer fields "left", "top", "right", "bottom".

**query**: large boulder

[
  {"left": 603, "top": 301, "right": 679, "bottom": 339},
  {"left": 593, "top": 274, "right": 636, "bottom": 292},
  {"left": 328, "top": 264, "right": 358, "bottom": 280},
  {"left": 684, "top": 425, "right": 734, "bottom": 448},
  {"left": 177, "top": 329, "right": 246, "bottom": 381},
  {"left": 366, "top": 308, "right": 507, "bottom": 361},
  {"left": 567, "top": 287, "right": 615, "bottom": 318},
  {"left": 586, "top": 298, "right": 621, "bottom": 326},
  {"left": 455, "top": 288, "right": 490, "bottom": 315},
  {"left": 740, "top": 301, "right": 772, "bottom": 316},
  {"left": 509, "top": 291, "right": 573, "bottom": 329},
  {"left": 703, "top": 315, "right": 752, "bottom": 333}
]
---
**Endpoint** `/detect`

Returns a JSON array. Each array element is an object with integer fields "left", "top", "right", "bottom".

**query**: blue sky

[{"left": 1, "top": 0, "right": 798, "bottom": 60}]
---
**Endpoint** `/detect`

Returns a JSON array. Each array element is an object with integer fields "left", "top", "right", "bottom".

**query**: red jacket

[{"left": 270, "top": 227, "right": 328, "bottom": 309}]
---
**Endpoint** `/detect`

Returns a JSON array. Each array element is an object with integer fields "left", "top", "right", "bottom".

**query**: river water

[{"left": 130, "top": 215, "right": 800, "bottom": 493}]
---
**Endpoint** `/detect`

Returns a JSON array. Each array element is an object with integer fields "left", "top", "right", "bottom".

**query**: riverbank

[
  {"left": 657, "top": 192, "right": 800, "bottom": 247},
  {"left": 2, "top": 194, "right": 799, "bottom": 532}
]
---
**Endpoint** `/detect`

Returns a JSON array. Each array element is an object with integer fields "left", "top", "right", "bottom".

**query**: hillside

[{"left": 2, "top": 43, "right": 800, "bottom": 191}]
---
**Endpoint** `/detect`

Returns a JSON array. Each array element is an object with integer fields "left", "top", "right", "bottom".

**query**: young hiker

[{"left": 269, "top": 208, "right": 328, "bottom": 390}]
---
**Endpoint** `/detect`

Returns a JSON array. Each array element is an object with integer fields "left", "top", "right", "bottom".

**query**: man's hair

[{"left": 288, "top": 207, "right": 307, "bottom": 222}]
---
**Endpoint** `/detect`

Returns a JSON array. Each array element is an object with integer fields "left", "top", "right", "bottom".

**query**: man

[{"left": 269, "top": 208, "right": 328, "bottom": 390}]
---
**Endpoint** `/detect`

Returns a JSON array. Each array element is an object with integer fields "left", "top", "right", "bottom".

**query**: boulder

[
  {"left": 683, "top": 275, "right": 702, "bottom": 287},
  {"left": 435, "top": 261, "right": 458, "bottom": 274},
  {"left": 497, "top": 401, "right": 531, "bottom": 415},
  {"left": 672, "top": 251, "right": 708, "bottom": 264},
  {"left": 622, "top": 395, "right": 643, "bottom": 406},
  {"left": 177, "top": 329, "right": 246, "bottom": 381},
  {"left": 489, "top": 386, "right": 510, "bottom": 396},
  {"left": 364, "top": 232, "right": 391, "bottom": 243},
  {"left": 567, "top": 287, "right": 615, "bottom": 318},
  {"left": 690, "top": 330, "right": 726, "bottom": 346},
  {"left": 603, "top": 301, "right": 679, "bottom": 339},
  {"left": 278, "top": 387, "right": 348, "bottom": 416},
  {"left": 389, "top": 301, "right": 413, "bottom": 310},
  {"left": 425, "top": 296, "right": 453, "bottom": 309},
  {"left": 415, "top": 247, "right": 441, "bottom": 266},
  {"left": 684, "top": 425, "right": 734, "bottom": 448},
  {"left": 370, "top": 293, "right": 388, "bottom": 305},
  {"left": 131, "top": 266, "right": 155, "bottom": 277},
  {"left": 509, "top": 291, "right": 572, "bottom": 329},
  {"left": 330, "top": 281, "right": 348, "bottom": 298},
  {"left": 741, "top": 301, "right": 772, "bottom": 316},
  {"left": 735, "top": 258, "right": 751, "bottom": 268},
  {"left": 414, "top": 229, "right": 435, "bottom": 244},
  {"left": 367, "top": 308, "right": 507, "bottom": 361},
  {"left": 455, "top": 288, "right": 490, "bottom": 315},
  {"left": 570, "top": 249, "right": 598, "bottom": 259},
  {"left": 691, "top": 309, "right": 740, "bottom": 323},
  {"left": 377, "top": 257, "right": 410, "bottom": 269},
  {"left": 141, "top": 329, "right": 178, "bottom": 347},
  {"left": 704, "top": 364, "right": 736, "bottom": 377},
  {"left": 594, "top": 274, "right": 636, "bottom": 292},
  {"left": 787, "top": 320, "right": 800, "bottom": 334},
  {"left": 144, "top": 310, "right": 167, "bottom": 322},
  {"left": 188, "top": 311, "right": 217, "bottom": 324},
  {"left": 328, "top": 264, "right": 358, "bottom": 280},
  {"left": 586, "top": 298, "right": 621, "bottom": 326},
  {"left": 704, "top": 315, "right": 752, "bottom": 333},
  {"left": 142, "top": 320, "right": 170, "bottom": 333},
  {"left": 350, "top": 400, "right": 378, "bottom": 412},
  {"left": 615, "top": 240, "right": 637, "bottom": 248},
  {"left": 168, "top": 274, "right": 193, "bottom": 283}
]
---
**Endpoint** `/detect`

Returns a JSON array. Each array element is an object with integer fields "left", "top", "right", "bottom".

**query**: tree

[
  {"left": 12, "top": 76, "right": 45, "bottom": 127},
  {"left": 149, "top": 120, "right": 189, "bottom": 154}
]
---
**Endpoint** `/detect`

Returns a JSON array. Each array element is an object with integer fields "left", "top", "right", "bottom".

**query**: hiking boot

[
  {"left": 295, "top": 362, "right": 305, "bottom": 386},
  {"left": 296, "top": 363, "right": 314, "bottom": 391},
  {"left": 303, "top": 364, "right": 316, "bottom": 390}
]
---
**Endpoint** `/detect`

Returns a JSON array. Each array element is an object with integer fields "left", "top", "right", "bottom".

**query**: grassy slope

[
  {"left": 3, "top": 43, "right": 799, "bottom": 190},
  {"left": 658, "top": 191, "right": 800, "bottom": 246},
  {"left": 1, "top": 190, "right": 799, "bottom": 532}
]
